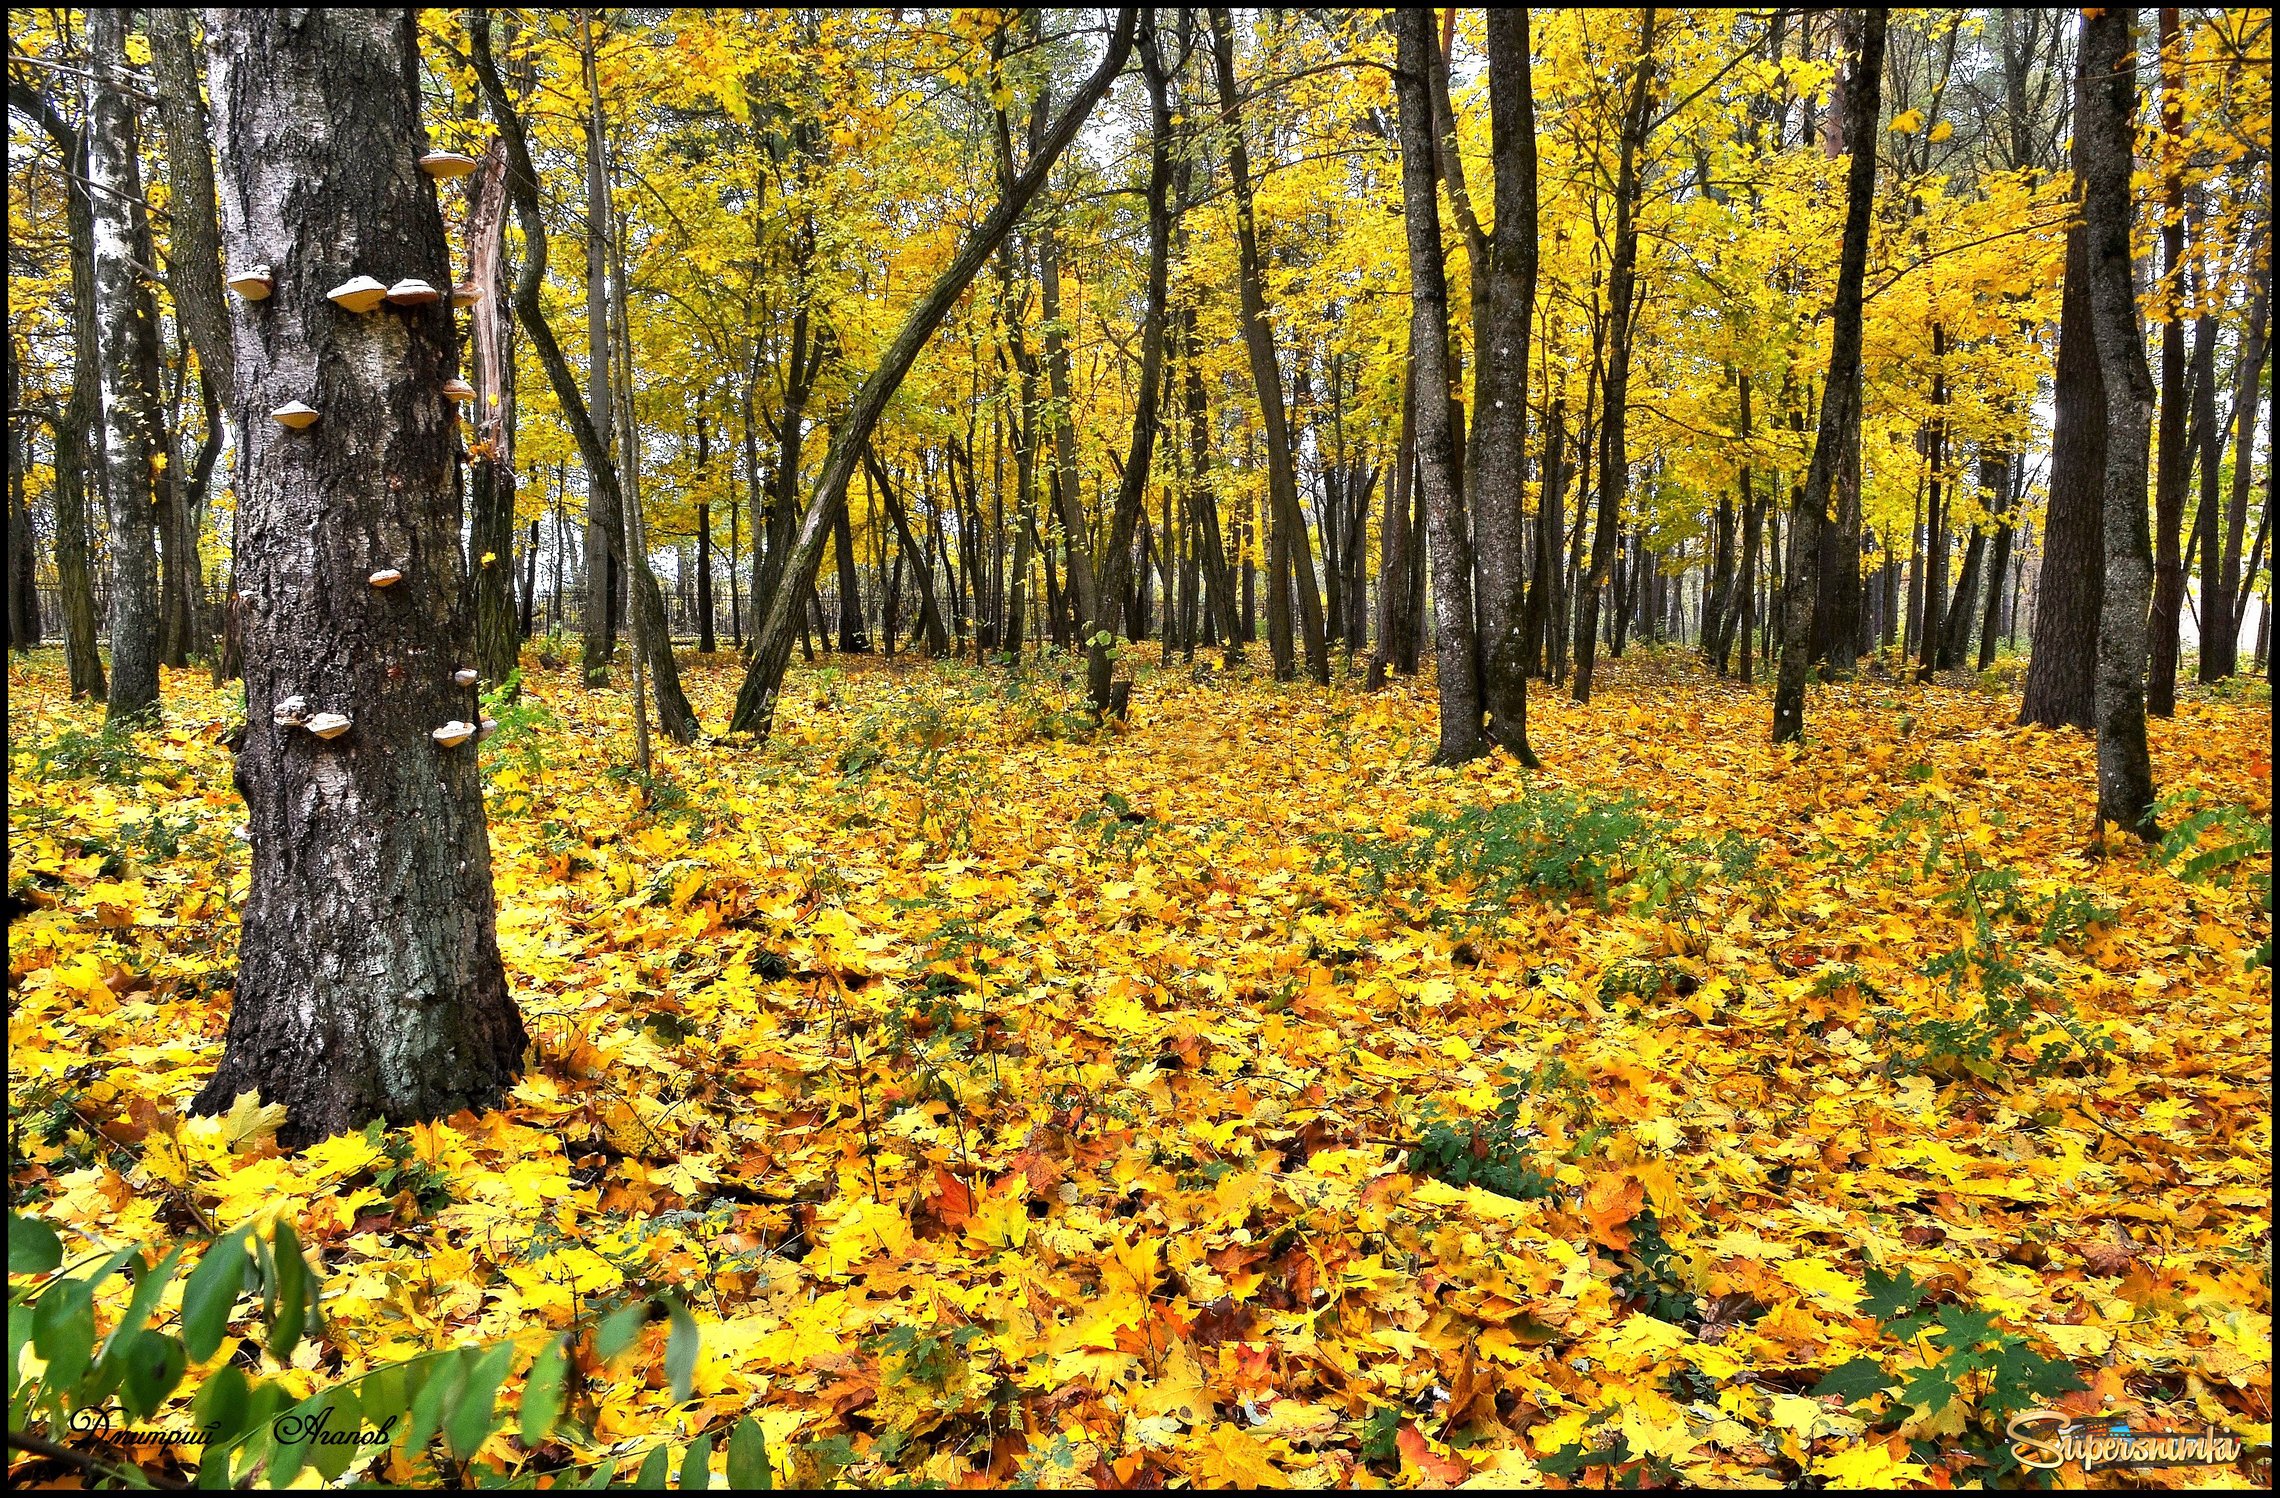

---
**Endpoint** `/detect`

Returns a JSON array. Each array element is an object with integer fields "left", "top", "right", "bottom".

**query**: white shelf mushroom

[
  {"left": 450, "top": 282, "right": 482, "bottom": 309},
  {"left": 454, "top": 668, "right": 479, "bottom": 686},
  {"left": 226, "top": 266, "right": 273, "bottom": 300},
  {"left": 326, "top": 275, "right": 389, "bottom": 313},
  {"left": 368, "top": 568, "right": 403, "bottom": 588},
  {"left": 271, "top": 401, "right": 320, "bottom": 430},
  {"left": 443, "top": 378, "right": 476, "bottom": 402},
  {"left": 419, "top": 151, "right": 480, "bottom": 179},
  {"left": 432, "top": 720, "right": 477, "bottom": 748},
  {"left": 305, "top": 711, "right": 352, "bottom": 740},
  {"left": 385, "top": 278, "right": 441, "bottom": 306},
  {"left": 271, "top": 694, "right": 308, "bottom": 726},
  {"left": 479, "top": 717, "right": 499, "bottom": 734}
]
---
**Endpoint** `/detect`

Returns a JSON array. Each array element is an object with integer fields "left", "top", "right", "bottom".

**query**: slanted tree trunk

[
  {"left": 1208, "top": 6, "right": 1328, "bottom": 685},
  {"left": 89, "top": 10, "right": 165, "bottom": 724},
  {"left": 196, "top": 6, "right": 525, "bottom": 1146},
  {"left": 727, "top": 10, "right": 1137, "bottom": 738},
  {"left": 2019, "top": 220, "right": 2107, "bottom": 729},
  {"left": 1978, "top": 456, "right": 2017, "bottom": 672},
  {"left": 1573, "top": 8, "right": 1657, "bottom": 705},
  {"left": 1772, "top": 7, "right": 1884, "bottom": 742},
  {"left": 1392, "top": 7, "right": 1484, "bottom": 763},
  {"left": 2077, "top": 5, "right": 2159, "bottom": 838}
]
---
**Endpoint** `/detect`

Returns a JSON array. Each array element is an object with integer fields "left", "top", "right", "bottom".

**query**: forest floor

[{"left": 6, "top": 644, "right": 2271, "bottom": 1489}]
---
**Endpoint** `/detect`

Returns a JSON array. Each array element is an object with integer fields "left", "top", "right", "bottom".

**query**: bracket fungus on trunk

[
  {"left": 226, "top": 266, "right": 274, "bottom": 300},
  {"left": 443, "top": 378, "right": 476, "bottom": 402},
  {"left": 385, "top": 278, "right": 441, "bottom": 306},
  {"left": 368, "top": 567, "right": 403, "bottom": 588},
  {"left": 271, "top": 694, "right": 308, "bottom": 727},
  {"left": 304, "top": 711, "right": 352, "bottom": 740},
  {"left": 454, "top": 668, "right": 479, "bottom": 686},
  {"left": 418, "top": 150, "right": 479, "bottom": 179},
  {"left": 432, "top": 720, "right": 476, "bottom": 748},
  {"left": 326, "top": 275, "right": 389, "bottom": 313},
  {"left": 271, "top": 401, "right": 320, "bottom": 429},
  {"left": 450, "top": 282, "right": 482, "bottom": 309}
]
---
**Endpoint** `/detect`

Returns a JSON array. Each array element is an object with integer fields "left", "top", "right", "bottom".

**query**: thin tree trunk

[
  {"left": 1209, "top": 6, "right": 1328, "bottom": 684},
  {"left": 470, "top": 10, "right": 695, "bottom": 741},
  {"left": 2078, "top": 5, "right": 2159, "bottom": 837},
  {"left": 1392, "top": 8, "right": 1483, "bottom": 762},
  {"left": 1572, "top": 8, "right": 1657, "bottom": 704},
  {"left": 1773, "top": 7, "right": 1884, "bottom": 742},
  {"left": 2145, "top": 5, "right": 2188, "bottom": 714}
]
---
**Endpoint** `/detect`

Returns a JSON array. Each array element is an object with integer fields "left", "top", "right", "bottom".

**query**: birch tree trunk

[
  {"left": 195, "top": 6, "right": 525, "bottom": 1145},
  {"left": 89, "top": 9, "right": 165, "bottom": 724}
]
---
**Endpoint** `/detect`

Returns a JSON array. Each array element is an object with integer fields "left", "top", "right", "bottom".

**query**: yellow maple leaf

[{"left": 1191, "top": 1422, "right": 1286, "bottom": 1489}]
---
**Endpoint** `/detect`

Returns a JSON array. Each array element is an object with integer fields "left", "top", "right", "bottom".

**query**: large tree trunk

[
  {"left": 1469, "top": 9, "right": 1540, "bottom": 763},
  {"left": 1572, "top": 8, "right": 1657, "bottom": 705},
  {"left": 2019, "top": 221, "right": 2107, "bottom": 729},
  {"left": 89, "top": 10, "right": 165, "bottom": 724},
  {"left": 1772, "top": 8, "right": 1884, "bottom": 742},
  {"left": 1208, "top": 7, "right": 1328, "bottom": 685},
  {"left": 1392, "top": 8, "right": 1484, "bottom": 763},
  {"left": 196, "top": 7, "right": 525, "bottom": 1147},
  {"left": 2078, "top": 6, "right": 2159, "bottom": 838},
  {"left": 726, "top": 11, "right": 1137, "bottom": 739},
  {"left": 469, "top": 11, "right": 695, "bottom": 741}
]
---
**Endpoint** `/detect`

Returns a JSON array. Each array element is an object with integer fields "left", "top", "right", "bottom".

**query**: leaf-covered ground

[{"left": 7, "top": 647, "right": 2271, "bottom": 1488}]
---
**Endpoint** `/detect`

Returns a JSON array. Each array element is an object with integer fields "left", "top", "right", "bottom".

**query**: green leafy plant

[{"left": 6, "top": 1214, "right": 739, "bottom": 1489}]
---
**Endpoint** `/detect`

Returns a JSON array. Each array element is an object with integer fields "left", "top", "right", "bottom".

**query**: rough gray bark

[
  {"left": 1772, "top": 7, "right": 1884, "bottom": 742},
  {"left": 195, "top": 7, "right": 525, "bottom": 1146},
  {"left": 726, "top": 9, "right": 1137, "bottom": 738},
  {"left": 2077, "top": 5, "right": 2158, "bottom": 838},
  {"left": 1470, "top": 9, "right": 1540, "bottom": 764},
  {"left": 89, "top": 9, "right": 165, "bottom": 724},
  {"left": 1572, "top": 8, "right": 1657, "bottom": 705},
  {"left": 1208, "top": 6, "right": 1328, "bottom": 685},
  {"left": 1392, "top": 8, "right": 1484, "bottom": 763},
  {"left": 2019, "top": 221, "right": 2107, "bottom": 729}
]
